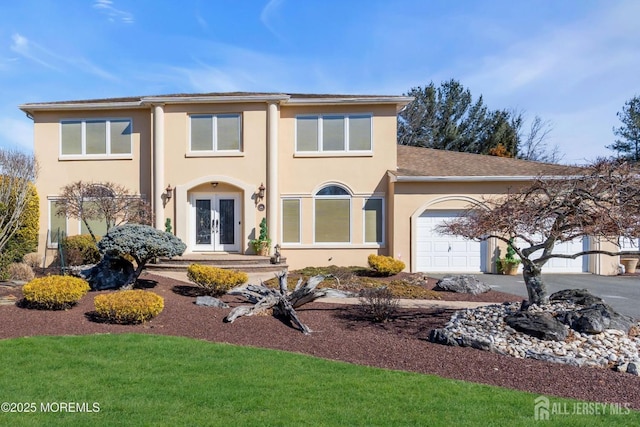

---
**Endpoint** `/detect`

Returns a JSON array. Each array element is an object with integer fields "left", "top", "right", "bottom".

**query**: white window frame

[
  {"left": 281, "top": 198, "right": 302, "bottom": 244},
  {"left": 48, "top": 199, "right": 68, "bottom": 248},
  {"left": 363, "top": 197, "right": 385, "bottom": 245},
  {"left": 313, "top": 185, "right": 352, "bottom": 244},
  {"left": 295, "top": 114, "right": 373, "bottom": 154},
  {"left": 59, "top": 118, "right": 133, "bottom": 159},
  {"left": 188, "top": 113, "right": 242, "bottom": 155}
]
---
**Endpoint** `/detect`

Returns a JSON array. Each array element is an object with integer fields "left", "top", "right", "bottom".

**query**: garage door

[
  {"left": 416, "top": 210, "right": 484, "bottom": 272},
  {"left": 514, "top": 237, "right": 587, "bottom": 273}
]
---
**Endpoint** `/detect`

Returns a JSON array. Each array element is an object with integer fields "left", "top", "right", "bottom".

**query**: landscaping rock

[
  {"left": 428, "top": 328, "right": 459, "bottom": 346},
  {"left": 83, "top": 254, "right": 135, "bottom": 291},
  {"left": 571, "top": 304, "right": 633, "bottom": 334},
  {"left": 549, "top": 289, "right": 603, "bottom": 306},
  {"left": 504, "top": 311, "right": 569, "bottom": 341},
  {"left": 195, "top": 296, "right": 229, "bottom": 308},
  {"left": 434, "top": 275, "right": 490, "bottom": 295}
]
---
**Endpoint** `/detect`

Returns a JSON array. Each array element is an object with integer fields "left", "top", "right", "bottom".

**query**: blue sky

[{"left": 1, "top": 0, "right": 638, "bottom": 164}]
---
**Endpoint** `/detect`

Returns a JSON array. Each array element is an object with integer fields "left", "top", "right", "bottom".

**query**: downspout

[
  {"left": 153, "top": 104, "right": 165, "bottom": 230},
  {"left": 267, "top": 101, "right": 279, "bottom": 246}
]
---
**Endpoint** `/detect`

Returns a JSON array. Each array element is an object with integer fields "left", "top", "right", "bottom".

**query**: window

[
  {"left": 80, "top": 201, "right": 108, "bottom": 237},
  {"left": 190, "top": 114, "right": 241, "bottom": 152},
  {"left": 314, "top": 185, "right": 351, "bottom": 243},
  {"left": 282, "top": 199, "right": 301, "bottom": 243},
  {"left": 60, "top": 119, "right": 132, "bottom": 157},
  {"left": 364, "top": 198, "right": 384, "bottom": 244},
  {"left": 296, "top": 114, "right": 372, "bottom": 152},
  {"left": 48, "top": 200, "right": 67, "bottom": 246}
]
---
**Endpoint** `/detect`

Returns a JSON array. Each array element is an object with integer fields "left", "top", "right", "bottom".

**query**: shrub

[
  {"left": 187, "top": 264, "right": 248, "bottom": 296},
  {"left": 22, "top": 252, "right": 41, "bottom": 269},
  {"left": 367, "top": 254, "right": 405, "bottom": 276},
  {"left": 386, "top": 281, "right": 442, "bottom": 299},
  {"left": 3, "top": 183, "right": 39, "bottom": 264},
  {"left": 61, "top": 234, "right": 101, "bottom": 266},
  {"left": 358, "top": 287, "right": 399, "bottom": 322},
  {"left": 94, "top": 290, "right": 164, "bottom": 324},
  {"left": 8, "top": 262, "right": 34, "bottom": 282},
  {"left": 22, "top": 275, "right": 90, "bottom": 310}
]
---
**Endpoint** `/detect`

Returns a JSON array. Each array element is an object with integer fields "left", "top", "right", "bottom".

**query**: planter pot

[
  {"left": 258, "top": 247, "right": 270, "bottom": 256},
  {"left": 621, "top": 258, "right": 638, "bottom": 274},
  {"left": 502, "top": 264, "right": 519, "bottom": 275}
]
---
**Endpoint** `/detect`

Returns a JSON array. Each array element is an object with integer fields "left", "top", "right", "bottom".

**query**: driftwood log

[{"left": 224, "top": 271, "right": 327, "bottom": 335}]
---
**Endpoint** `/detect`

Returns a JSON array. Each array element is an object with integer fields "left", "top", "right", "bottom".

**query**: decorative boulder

[
  {"left": 560, "top": 303, "right": 633, "bottom": 334},
  {"left": 434, "top": 275, "right": 490, "bottom": 295},
  {"left": 195, "top": 296, "right": 229, "bottom": 308},
  {"left": 549, "top": 289, "right": 603, "bottom": 306},
  {"left": 504, "top": 311, "right": 568, "bottom": 341},
  {"left": 82, "top": 254, "right": 135, "bottom": 291}
]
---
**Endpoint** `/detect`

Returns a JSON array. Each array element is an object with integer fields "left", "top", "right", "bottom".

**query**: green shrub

[
  {"left": 60, "top": 234, "right": 101, "bottom": 266},
  {"left": 187, "top": 264, "right": 248, "bottom": 296},
  {"left": 8, "top": 262, "right": 34, "bottom": 282},
  {"left": 3, "top": 183, "right": 39, "bottom": 264},
  {"left": 94, "top": 290, "right": 164, "bottom": 324},
  {"left": 22, "top": 275, "right": 90, "bottom": 310},
  {"left": 367, "top": 254, "right": 405, "bottom": 276}
]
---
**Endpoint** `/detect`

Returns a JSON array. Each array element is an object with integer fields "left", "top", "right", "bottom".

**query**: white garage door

[
  {"left": 416, "top": 210, "right": 484, "bottom": 272},
  {"left": 515, "top": 237, "right": 588, "bottom": 273}
]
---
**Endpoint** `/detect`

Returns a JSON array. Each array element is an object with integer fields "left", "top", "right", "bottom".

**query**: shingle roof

[{"left": 394, "top": 145, "right": 583, "bottom": 178}]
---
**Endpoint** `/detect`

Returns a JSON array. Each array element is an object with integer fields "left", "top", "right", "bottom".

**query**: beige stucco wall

[{"left": 33, "top": 108, "right": 151, "bottom": 264}]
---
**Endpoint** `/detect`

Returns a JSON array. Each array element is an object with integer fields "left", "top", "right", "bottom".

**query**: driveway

[{"left": 430, "top": 273, "right": 640, "bottom": 319}]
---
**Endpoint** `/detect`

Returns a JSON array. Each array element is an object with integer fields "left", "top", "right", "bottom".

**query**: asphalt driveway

[{"left": 431, "top": 273, "right": 640, "bottom": 319}]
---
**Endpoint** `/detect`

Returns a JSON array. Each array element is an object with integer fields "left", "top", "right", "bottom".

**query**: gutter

[
  {"left": 19, "top": 101, "right": 145, "bottom": 114},
  {"left": 388, "top": 171, "right": 585, "bottom": 183},
  {"left": 141, "top": 94, "right": 291, "bottom": 104}
]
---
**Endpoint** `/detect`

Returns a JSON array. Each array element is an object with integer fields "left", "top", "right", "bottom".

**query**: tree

[
  {"left": 608, "top": 96, "right": 640, "bottom": 161},
  {"left": 97, "top": 224, "right": 186, "bottom": 287},
  {"left": 2, "top": 183, "right": 39, "bottom": 264},
  {"left": 516, "top": 115, "right": 563, "bottom": 163},
  {"left": 0, "top": 149, "right": 37, "bottom": 255},
  {"left": 398, "top": 79, "right": 521, "bottom": 156},
  {"left": 439, "top": 159, "right": 640, "bottom": 306},
  {"left": 56, "top": 181, "right": 152, "bottom": 242}
]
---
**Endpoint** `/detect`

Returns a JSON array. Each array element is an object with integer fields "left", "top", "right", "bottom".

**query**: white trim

[
  {"left": 281, "top": 198, "right": 302, "bottom": 244},
  {"left": 313, "top": 184, "right": 352, "bottom": 244},
  {"left": 142, "top": 94, "right": 290, "bottom": 104},
  {"left": 47, "top": 198, "right": 68, "bottom": 248},
  {"left": 363, "top": 197, "right": 385, "bottom": 245},
  {"left": 59, "top": 118, "right": 133, "bottom": 159},
  {"left": 188, "top": 113, "right": 242, "bottom": 154},
  {"left": 189, "top": 192, "right": 241, "bottom": 252},
  {"left": 295, "top": 113, "right": 373, "bottom": 154}
]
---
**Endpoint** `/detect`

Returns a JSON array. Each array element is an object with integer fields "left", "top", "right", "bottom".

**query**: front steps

[{"left": 146, "top": 253, "right": 288, "bottom": 275}]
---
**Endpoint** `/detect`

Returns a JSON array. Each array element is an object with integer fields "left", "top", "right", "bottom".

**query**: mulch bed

[{"left": 1, "top": 273, "right": 639, "bottom": 410}]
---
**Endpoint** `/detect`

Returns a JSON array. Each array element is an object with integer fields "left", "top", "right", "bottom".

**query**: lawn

[{"left": 0, "top": 334, "right": 636, "bottom": 426}]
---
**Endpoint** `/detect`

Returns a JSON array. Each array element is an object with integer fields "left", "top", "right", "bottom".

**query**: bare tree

[
  {"left": 0, "top": 149, "right": 37, "bottom": 253},
  {"left": 517, "top": 115, "right": 564, "bottom": 163},
  {"left": 56, "top": 181, "right": 151, "bottom": 242},
  {"left": 439, "top": 159, "right": 640, "bottom": 306}
]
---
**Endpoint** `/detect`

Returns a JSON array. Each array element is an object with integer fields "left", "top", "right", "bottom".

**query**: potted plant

[
  {"left": 250, "top": 218, "right": 271, "bottom": 256},
  {"left": 496, "top": 239, "right": 521, "bottom": 275}
]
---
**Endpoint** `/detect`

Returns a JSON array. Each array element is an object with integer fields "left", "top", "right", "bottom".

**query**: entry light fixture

[
  {"left": 257, "top": 183, "right": 266, "bottom": 201},
  {"left": 165, "top": 184, "right": 173, "bottom": 201}
]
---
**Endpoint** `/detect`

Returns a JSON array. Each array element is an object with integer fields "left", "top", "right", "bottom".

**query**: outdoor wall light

[
  {"left": 211, "top": 182, "right": 219, "bottom": 188},
  {"left": 165, "top": 184, "right": 173, "bottom": 201},
  {"left": 257, "top": 183, "right": 266, "bottom": 201}
]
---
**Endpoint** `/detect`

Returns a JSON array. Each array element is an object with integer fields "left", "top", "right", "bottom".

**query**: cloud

[
  {"left": 0, "top": 117, "right": 33, "bottom": 152},
  {"left": 10, "top": 33, "right": 59, "bottom": 70},
  {"left": 93, "top": 0, "right": 134, "bottom": 24},
  {"left": 260, "top": 0, "right": 287, "bottom": 42}
]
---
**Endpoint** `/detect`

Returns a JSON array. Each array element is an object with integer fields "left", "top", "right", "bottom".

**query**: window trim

[
  {"left": 59, "top": 118, "right": 133, "bottom": 160},
  {"left": 281, "top": 198, "right": 302, "bottom": 244},
  {"left": 188, "top": 113, "right": 243, "bottom": 155},
  {"left": 295, "top": 113, "right": 373, "bottom": 154},
  {"left": 47, "top": 199, "right": 67, "bottom": 248},
  {"left": 313, "top": 184, "right": 352, "bottom": 244},
  {"left": 363, "top": 197, "right": 385, "bottom": 245}
]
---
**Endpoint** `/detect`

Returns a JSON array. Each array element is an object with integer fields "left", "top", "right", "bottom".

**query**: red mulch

[{"left": 1, "top": 273, "right": 639, "bottom": 410}]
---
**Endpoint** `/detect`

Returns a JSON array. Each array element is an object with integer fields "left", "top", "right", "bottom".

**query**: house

[{"left": 20, "top": 92, "right": 624, "bottom": 275}]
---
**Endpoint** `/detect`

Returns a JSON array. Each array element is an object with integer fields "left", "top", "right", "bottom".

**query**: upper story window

[
  {"left": 60, "top": 119, "right": 132, "bottom": 158},
  {"left": 296, "top": 114, "right": 372, "bottom": 153},
  {"left": 190, "top": 114, "right": 242, "bottom": 153}
]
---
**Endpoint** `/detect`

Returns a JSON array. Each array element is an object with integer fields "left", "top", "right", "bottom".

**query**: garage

[
  {"left": 416, "top": 210, "right": 485, "bottom": 272},
  {"left": 514, "top": 237, "right": 588, "bottom": 273}
]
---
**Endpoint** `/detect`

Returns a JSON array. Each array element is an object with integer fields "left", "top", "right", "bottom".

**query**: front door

[{"left": 192, "top": 194, "right": 240, "bottom": 252}]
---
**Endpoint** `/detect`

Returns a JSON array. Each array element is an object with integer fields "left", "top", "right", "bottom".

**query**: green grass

[{"left": 0, "top": 334, "right": 636, "bottom": 426}]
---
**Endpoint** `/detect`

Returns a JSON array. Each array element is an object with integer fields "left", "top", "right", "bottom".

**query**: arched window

[{"left": 314, "top": 185, "right": 351, "bottom": 243}]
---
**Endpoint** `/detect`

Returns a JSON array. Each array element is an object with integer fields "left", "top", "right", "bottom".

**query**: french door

[{"left": 191, "top": 194, "right": 240, "bottom": 252}]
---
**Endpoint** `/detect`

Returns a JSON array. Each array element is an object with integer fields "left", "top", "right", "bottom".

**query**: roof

[
  {"left": 19, "top": 92, "right": 413, "bottom": 113},
  {"left": 393, "top": 145, "right": 583, "bottom": 181}
]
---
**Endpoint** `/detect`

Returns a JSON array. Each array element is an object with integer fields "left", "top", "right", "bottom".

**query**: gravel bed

[{"left": 0, "top": 274, "right": 638, "bottom": 410}]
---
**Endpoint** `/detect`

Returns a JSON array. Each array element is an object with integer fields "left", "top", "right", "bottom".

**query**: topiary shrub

[
  {"left": 93, "top": 290, "right": 164, "bottom": 324},
  {"left": 187, "top": 264, "right": 248, "bottom": 296},
  {"left": 22, "top": 275, "right": 90, "bottom": 310},
  {"left": 8, "top": 262, "right": 34, "bottom": 282},
  {"left": 60, "top": 234, "right": 101, "bottom": 266},
  {"left": 367, "top": 254, "right": 405, "bottom": 276}
]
